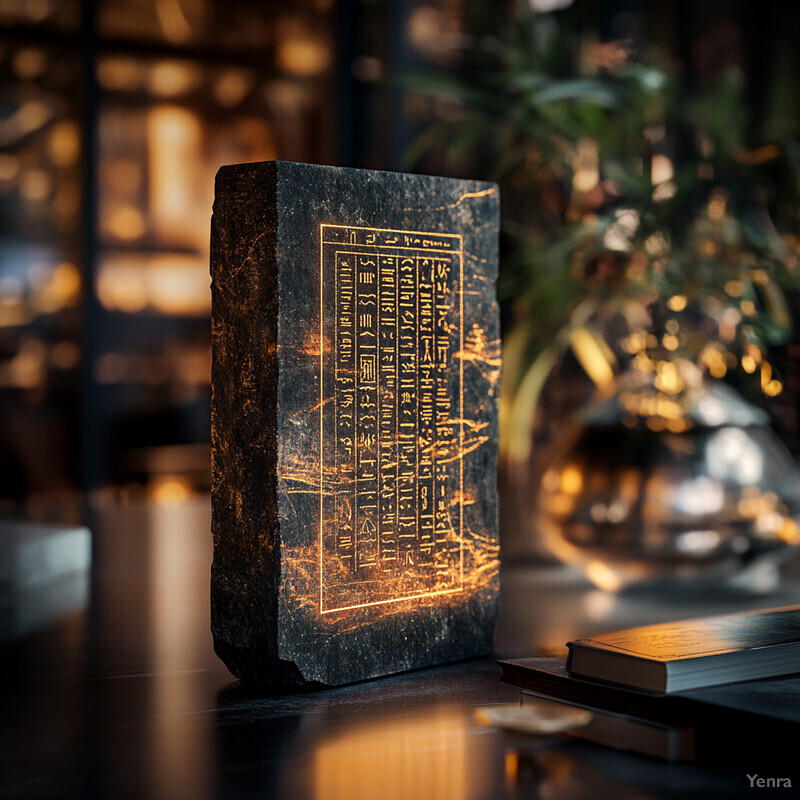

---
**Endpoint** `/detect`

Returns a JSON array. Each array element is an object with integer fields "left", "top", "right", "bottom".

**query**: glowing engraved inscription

[{"left": 321, "top": 225, "right": 464, "bottom": 613}]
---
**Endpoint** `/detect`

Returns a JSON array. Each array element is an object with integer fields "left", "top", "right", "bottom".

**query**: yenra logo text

[{"left": 747, "top": 774, "right": 793, "bottom": 789}]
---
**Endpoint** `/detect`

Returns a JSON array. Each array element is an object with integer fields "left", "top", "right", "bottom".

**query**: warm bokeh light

[
  {"left": 560, "top": 465, "right": 583, "bottom": 496},
  {"left": 47, "top": 120, "right": 80, "bottom": 168},
  {"left": 96, "top": 259, "right": 148, "bottom": 313},
  {"left": 51, "top": 340, "right": 80, "bottom": 370},
  {"left": 34, "top": 261, "right": 82, "bottom": 313},
  {"left": 149, "top": 475, "right": 193, "bottom": 505},
  {"left": 96, "top": 254, "right": 210, "bottom": 316},
  {"left": 4, "top": 338, "right": 47, "bottom": 389},
  {"left": 147, "top": 255, "right": 210, "bottom": 315},
  {"left": 651, "top": 154, "right": 673, "bottom": 184},
  {"left": 212, "top": 68, "right": 253, "bottom": 107},
  {"left": 662, "top": 334, "right": 678, "bottom": 351},
  {"left": 724, "top": 280, "right": 743, "bottom": 298},
  {"left": 707, "top": 191, "right": 727, "bottom": 221},
  {"left": 602, "top": 208, "right": 639, "bottom": 251},
  {"left": 155, "top": 0, "right": 197, "bottom": 44},
  {"left": 778, "top": 519, "right": 800, "bottom": 545},
  {"left": 147, "top": 105, "right": 205, "bottom": 247},
  {"left": 667, "top": 294, "right": 687, "bottom": 312},
  {"left": 20, "top": 169, "right": 51, "bottom": 201},
  {"left": 653, "top": 361, "right": 680, "bottom": 394},
  {"left": 701, "top": 346, "right": 728, "bottom": 378},
  {"left": 147, "top": 60, "right": 202, "bottom": 97},
  {"left": 572, "top": 138, "right": 600, "bottom": 193},
  {"left": 740, "top": 299, "right": 756, "bottom": 317},
  {"left": 12, "top": 47, "right": 47, "bottom": 78},
  {"left": 106, "top": 206, "right": 147, "bottom": 241},
  {"left": 276, "top": 22, "right": 331, "bottom": 78},
  {"left": 13, "top": 99, "right": 52, "bottom": 137},
  {"left": 98, "top": 57, "right": 143, "bottom": 91},
  {"left": 584, "top": 561, "right": 622, "bottom": 592}
]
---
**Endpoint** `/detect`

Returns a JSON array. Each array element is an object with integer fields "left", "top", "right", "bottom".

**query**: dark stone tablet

[{"left": 211, "top": 161, "right": 500, "bottom": 686}]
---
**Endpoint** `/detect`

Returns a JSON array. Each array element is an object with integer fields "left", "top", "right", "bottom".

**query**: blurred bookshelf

[
  {"left": 0, "top": 0, "right": 339, "bottom": 508},
  {"left": 0, "top": 0, "right": 459, "bottom": 511}
]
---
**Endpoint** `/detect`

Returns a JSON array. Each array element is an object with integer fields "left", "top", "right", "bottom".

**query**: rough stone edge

[{"left": 210, "top": 162, "right": 306, "bottom": 686}]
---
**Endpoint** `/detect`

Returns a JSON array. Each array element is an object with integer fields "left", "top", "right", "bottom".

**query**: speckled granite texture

[{"left": 211, "top": 161, "right": 500, "bottom": 686}]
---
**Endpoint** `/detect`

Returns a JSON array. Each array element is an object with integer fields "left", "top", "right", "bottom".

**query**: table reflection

[
  {"left": 91, "top": 497, "right": 217, "bottom": 800},
  {"left": 3, "top": 497, "right": 799, "bottom": 800},
  {"left": 304, "top": 708, "right": 493, "bottom": 800}
]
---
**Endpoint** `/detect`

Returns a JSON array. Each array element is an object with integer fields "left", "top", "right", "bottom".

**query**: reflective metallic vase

[{"left": 533, "top": 374, "right": 800, "bottom": 590}]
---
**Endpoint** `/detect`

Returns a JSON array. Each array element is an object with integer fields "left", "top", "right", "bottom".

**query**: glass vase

[{"left": 517, "top": 369, "right": 800, "bottom": 591}]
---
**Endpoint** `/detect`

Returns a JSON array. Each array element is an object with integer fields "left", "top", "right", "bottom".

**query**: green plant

[{"left": 404, "top": 2, "right": 800, "bottom": 440}]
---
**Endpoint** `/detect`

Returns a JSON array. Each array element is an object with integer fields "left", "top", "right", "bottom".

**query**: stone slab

[{"left": 211, "top": 161, "right": 500, "bottom": 686}]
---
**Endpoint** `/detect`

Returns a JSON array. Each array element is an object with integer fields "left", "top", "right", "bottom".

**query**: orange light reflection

[{"left": 308, "top": 708, "right": 492, "bottom": 800}]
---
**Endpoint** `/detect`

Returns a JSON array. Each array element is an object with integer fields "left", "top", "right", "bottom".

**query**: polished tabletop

[{"left": 3, "top": 497, "right": 800, "bottom": 800}]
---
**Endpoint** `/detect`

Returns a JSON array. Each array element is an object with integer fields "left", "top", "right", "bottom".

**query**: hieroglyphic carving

[{"left": 321, "top": 225, "right": 463, "bottom": 613}]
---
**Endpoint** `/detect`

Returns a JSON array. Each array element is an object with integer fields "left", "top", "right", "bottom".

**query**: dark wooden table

[{"left": 3, "top": 498, "right": 800, "bottom": 799}]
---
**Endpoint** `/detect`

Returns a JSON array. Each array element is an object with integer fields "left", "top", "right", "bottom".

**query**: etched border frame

[{"left": 319, "top": 224, "right": 465, "bottom": 614}]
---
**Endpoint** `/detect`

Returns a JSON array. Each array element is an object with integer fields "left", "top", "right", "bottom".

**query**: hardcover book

[{"left": 565, "top": 604, "right": 800, "bottom": 692}]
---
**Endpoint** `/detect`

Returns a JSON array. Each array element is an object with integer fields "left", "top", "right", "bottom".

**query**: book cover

[{"left": 566, "top": 604, "right": 800, "bottom": 692}]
